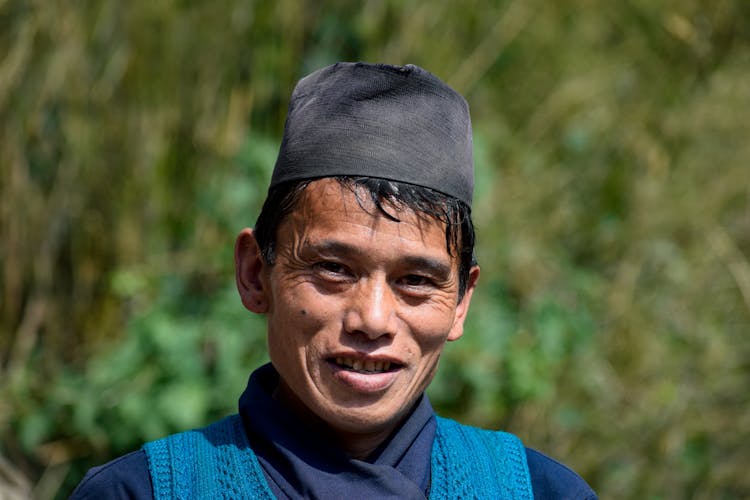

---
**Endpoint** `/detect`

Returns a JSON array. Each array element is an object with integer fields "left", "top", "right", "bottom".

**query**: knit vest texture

[{"left": 143, "top": 414, "right": 533, "bottom": 499}]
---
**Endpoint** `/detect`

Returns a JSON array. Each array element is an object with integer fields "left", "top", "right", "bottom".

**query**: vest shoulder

[
  {"left": 434, "top": 416, "right": 526, "bottom": 449},
  {"left": 143, "top": 414, "right": 275, "bottom": 500},
  {"left": 431, "top": 416, "right": 534, "bottom": 499}
]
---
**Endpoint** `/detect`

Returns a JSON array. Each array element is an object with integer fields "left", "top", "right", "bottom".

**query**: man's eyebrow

[
  {"left": 303, "top": 240, "right": 360, "bottom": 257},
  {"left": 305, "top": 240, "right": 452, "bottom": 277}
]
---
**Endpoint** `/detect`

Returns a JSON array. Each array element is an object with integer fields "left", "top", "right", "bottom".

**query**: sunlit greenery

[{"left": 2, "top": 1, "right": 749, "bottom": 498}]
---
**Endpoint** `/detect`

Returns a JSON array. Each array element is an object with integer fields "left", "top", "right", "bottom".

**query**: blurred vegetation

[{"left": 1, "top": 0, "right": 749, "bottom": 498}]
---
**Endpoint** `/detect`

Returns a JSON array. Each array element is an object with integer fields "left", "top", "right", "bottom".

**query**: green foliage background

[{"left": 1, "top": 1, "right": 749, "bottom": 498}]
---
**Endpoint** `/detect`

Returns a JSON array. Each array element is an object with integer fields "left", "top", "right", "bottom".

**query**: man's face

[{"left": 236, "top": 179, "right": 478, "bottom": 448}]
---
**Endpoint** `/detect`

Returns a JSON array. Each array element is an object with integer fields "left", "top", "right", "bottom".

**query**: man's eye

[
  {"left": 399, "top": 274, "right": 433, "bottom": 287},
  {"left": 314, "top": 261, "right": 348, "bottom": 276}
]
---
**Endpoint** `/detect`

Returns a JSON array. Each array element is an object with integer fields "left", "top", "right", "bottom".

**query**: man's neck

[{"left": 272, "top": 380, "right": 401, "bottom": 461}]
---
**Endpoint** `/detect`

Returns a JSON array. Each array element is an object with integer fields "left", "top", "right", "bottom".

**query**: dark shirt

[{"left": 72, "top": 366, "right": 597, "bottom": 499}]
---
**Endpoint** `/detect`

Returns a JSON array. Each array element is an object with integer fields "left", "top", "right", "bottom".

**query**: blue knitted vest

[{"left": 143, "top": 414, "right": 533, "bottom": 499}]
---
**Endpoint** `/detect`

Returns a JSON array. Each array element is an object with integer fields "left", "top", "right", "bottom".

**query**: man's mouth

[{"left": 331, "top": 357, "right": 399, "bottom": 374}]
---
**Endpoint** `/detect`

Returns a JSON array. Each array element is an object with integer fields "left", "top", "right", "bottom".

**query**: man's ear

[
  {"left": 447, "top": 265, "right": 480, "bottom": 342},
  {"left": 235, "top": 228, "right": 269, "bottom": 313}
]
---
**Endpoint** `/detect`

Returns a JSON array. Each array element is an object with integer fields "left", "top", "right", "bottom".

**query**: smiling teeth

[{"left": 335, "top": 357, "right": 392, "bottom": 373}]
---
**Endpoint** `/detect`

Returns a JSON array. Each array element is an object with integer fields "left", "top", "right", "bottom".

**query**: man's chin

[{"left": 315, "top": 396, "right": 416, "bottom": 437}]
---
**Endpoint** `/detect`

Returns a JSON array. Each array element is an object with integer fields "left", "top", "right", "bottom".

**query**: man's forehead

[{"left": 279, "top": 179, "right": 453, "bottom": 257}]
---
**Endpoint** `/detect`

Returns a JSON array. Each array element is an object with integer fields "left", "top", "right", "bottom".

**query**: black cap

[{"left": 270, "top": 62, "right": 474, "bottom": 206}]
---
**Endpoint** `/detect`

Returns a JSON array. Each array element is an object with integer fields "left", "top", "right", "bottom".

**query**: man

[{"left": 73, "top": 62, "right": 597, "bottom": 499}]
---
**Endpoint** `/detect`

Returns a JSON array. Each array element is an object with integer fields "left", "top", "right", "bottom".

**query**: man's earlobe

[{"left": 235, "top": 228, "right": 269, "bottom": 313}]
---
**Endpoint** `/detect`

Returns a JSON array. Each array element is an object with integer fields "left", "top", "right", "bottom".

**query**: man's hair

[{"left": 253, "top": 177, "right": 476, "bottom": 299}]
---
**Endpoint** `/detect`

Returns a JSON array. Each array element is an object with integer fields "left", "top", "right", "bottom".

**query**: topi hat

[{"left": 270, "top": 62, "right": 474, "bottom": 207}]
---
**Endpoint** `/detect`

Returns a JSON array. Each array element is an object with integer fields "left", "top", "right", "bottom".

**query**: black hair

[{"left": 253, "top": 177, "right": 476, "bottom": 299}]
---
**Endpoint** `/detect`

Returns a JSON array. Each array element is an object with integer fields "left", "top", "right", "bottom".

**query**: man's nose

[{"left": 344, "top": 276, "right": 397, "bottom": 340}]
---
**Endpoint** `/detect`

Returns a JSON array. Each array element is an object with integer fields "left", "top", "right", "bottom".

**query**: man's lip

[{"left": 325, "top": 356, "right": 403, "bottom": 393}]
